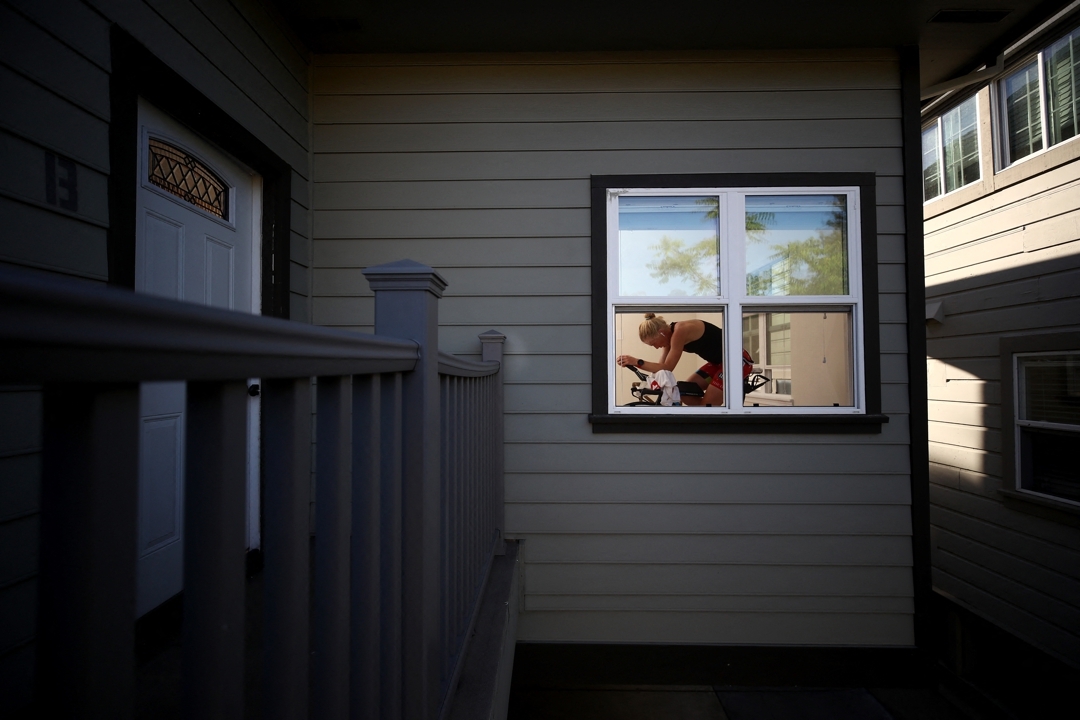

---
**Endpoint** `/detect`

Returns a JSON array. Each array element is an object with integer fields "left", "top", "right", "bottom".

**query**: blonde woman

[{"left": 616, "top": 313, "right": 753, "bottom": 406}]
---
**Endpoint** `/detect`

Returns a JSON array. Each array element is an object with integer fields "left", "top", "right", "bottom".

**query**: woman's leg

[
  {"left": 681, "top": 374, "right": 710, "bottom": 406},
  {"left": 703, "top": 383, "right": 725, "bottom": 406}
]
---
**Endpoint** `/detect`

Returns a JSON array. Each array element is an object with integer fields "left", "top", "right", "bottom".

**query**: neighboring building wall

[
  {"left": 0, "top": 0, "right": 312, "bottom": 708},
  {"left": 312, "top": 50, "right": 915, "bottom": 645},
  {"left": 925, "top": 85, "right": 1080, "bottom": 666}
]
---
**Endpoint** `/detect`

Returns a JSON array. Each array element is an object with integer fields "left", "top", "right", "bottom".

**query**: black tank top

[{"left": 672, "top": 321, "right": 724, "bottom": 364}]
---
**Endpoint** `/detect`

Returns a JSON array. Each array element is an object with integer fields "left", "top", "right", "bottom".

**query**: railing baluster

[
  {"left": 37, "top": 383, "right": 139, "bottom": 718},
  {"left": 351, "top": 374, "right": 381, "bottom": 720},
  {"left": 440, "top": 375, "right": 451, "bottom": 685},
  {"left": 183, "top": 380, "right": 249, "bottom": 720},
  {"left": 480, "top": 331, "right": 506, "bottom": 555},
  {"left": 380, "top": 373, "right": 404, "bottom": 720},
  {"left": 315, "top": 375, "right": 353, "bottom": 720},
  {"left": 262, "top": 378, "right": 312, "bottom": 720}
]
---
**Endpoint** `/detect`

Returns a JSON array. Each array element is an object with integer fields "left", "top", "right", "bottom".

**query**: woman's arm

[{"left": 615, "top": 320, "right": 703, "bottom": 373}]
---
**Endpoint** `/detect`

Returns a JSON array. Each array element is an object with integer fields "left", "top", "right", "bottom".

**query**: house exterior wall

[
  {"left": 312, "top": 49, "right": 916, "bottom": 646},
  {"left": 0, "top": 0, "right": 312, "bottom": 707},
  {"left": 924, "top": 86, "right": 1080, "bottom": 668}
]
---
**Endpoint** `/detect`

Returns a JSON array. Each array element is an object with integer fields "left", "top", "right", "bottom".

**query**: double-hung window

[
  {"left": 922, "top": 95, "right": 981, "bottom": 202},
  {"left": 590, "top": 173, "right": 884, "bottom": 432},
  {"left": 1013, "top": 352, "right": 1080, "bottom": 505},
  {"left": 999, "top": 26, "right": 1080, "bottom": 167}
]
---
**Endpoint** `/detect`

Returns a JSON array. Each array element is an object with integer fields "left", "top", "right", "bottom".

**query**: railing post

[
  {"left": 37, "top": 383, "right": 139, "bottom": 719},
  {"left": 363, "top": 260, "right": 447, "bottom": 720},
  {"left": 479, "top": 331, "right": 506, "bottom": 555}
]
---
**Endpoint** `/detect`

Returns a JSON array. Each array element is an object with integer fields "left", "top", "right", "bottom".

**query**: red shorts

[{"left": 696, "top": 350, "right": 755, "bottom": 392}]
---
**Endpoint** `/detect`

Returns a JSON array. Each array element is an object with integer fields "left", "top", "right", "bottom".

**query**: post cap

[
  {"left": 478, "top": 329, "right": 506, "bottom": 344},
  {"left": 363, "top": 259, "right": 448, "bottom": 297}
]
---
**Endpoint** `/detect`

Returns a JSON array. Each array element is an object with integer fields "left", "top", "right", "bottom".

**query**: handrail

[
  {"left": 0, "top": 265, "right": 417, "bottom": 383},
  {"left": 437, "top": 350, "right": 500, "bottom": 378}
]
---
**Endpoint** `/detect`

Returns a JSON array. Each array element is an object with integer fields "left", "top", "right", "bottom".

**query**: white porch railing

[{"left": 0, "top": 259, "right": 505, "bottom": 720}]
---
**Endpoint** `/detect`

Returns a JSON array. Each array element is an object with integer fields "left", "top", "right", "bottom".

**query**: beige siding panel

[
  {"left": 506, "top": 473, "right": 910, "bottom": 504},
  {"left": 90, "top": 0, "right": 309, "bottom": 172},
  {"left": 516, "top": 610, "right": 913, "bottom": 646},
  {"left": 314, "top": 148, "right": 904, "bottom": 182},
  {"left": 935, "top": 528, "right": 1080, "bottom": 609},
  {"left": 928, "top": 400, "right": 1000, "bottom": 428},
  {"left": 928, "top": 277, "right": 1041, "bottom": 314},
  {"left": 926, "top": 240, "right": 1080, "bottom": 297},
  {"left": 925, "top": 158, "right": 1080, "bottom": 233},
  {"left": 0, "top": 65, "right": 109, "bottom": 171},
  {"left": 314, "top": 266, "right": 591, "bottom": 297},
  {"left": 925, "top": 183, "right": 1080, "bottom": 255},
  {"left": 0, "top": 6, "right": 110, "bottom": 119},
  {"left": 0, "top": 198, "right": 108, "bottom": 279},
  {"left": 525, "top": 594, "right": 914, "bottom": 614},
  {"left": 506, "top": 503, "right": 912, "bottom": 536},
  {"left": 0, "top": 132, "right": 110, "bottom": 226},
  {"left": 926, "top": 298, "right": 1080, "bottom": 339},
  {"left": 7, "top": 0, "right": 111, "bottom": 69},
  {"left": 315, "top": 179, "right": 590, "bottom": 210},
  {"left": 143, "top": 0, "right": 307, "bottom": 137},
  {"left": 316, "top": 208, "right": 589, "bottom": 239},
  {"left": 315, "top": 237, "right": 590, "bottom": 268},
  {"left": 928, "top": 421, "right": 1000, "bottom": 453},
  {"left": 440, "top": 325, "right": 589, "bottom": 357},
  {"left": 933, "top": 570, "right": 1080, "bottom": 663},
  {"left": 520, "top": 533, "right": 913, "bottom": 565},
  {"left": 186, "top": 0, "right": 308, "bottom": 114},
  {"left": 314, "top": 61, "right": 900, "bottom": 95},
  {"left": 228, "top": 0, "right": 309, "bottom": 88},
  {"left": 527, "top": 563, "right": 913, "bottom": 597},
  {"left": 930, "top": 505, "right": 1080, "bottom": 580},
  {"left": 930, "top": 485, "right": 1080, "bottom": 551},
  {"left": 315, "top": 89, "right": 901, "bottom": 124},
  {"left": 928, "top": 441, "right": 1000, "bottom": 477},
  {"left": 316, "top": 119, "right": 901, "bottom": 154},
  {"left": 927, "top": 380, "right": 999, "bottom": 405}
]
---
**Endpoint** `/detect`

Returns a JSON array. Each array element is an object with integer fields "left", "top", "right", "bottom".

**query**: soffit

[{"left": 272, "top": 1, "right": 1064, "bottom": 91}]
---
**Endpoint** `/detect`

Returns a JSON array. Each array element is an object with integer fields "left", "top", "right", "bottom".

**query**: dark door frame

[{"left": 107, "top": 26, "right": 292, "bottom": 319}]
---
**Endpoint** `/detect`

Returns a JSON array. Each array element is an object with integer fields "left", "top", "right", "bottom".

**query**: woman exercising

[{"left": 616, "top": 313, "right": 753, "bottom": 406}]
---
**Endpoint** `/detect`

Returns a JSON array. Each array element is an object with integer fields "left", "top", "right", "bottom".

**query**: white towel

[{"left": 648, "top": 369, "right": 681, "bottom": 406}]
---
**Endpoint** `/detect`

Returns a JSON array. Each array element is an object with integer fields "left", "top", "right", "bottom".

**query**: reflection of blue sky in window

[
  {"left": 745, "top": 195, "right": 847, "bottom": 296},
  {"left": 618, "top": 196, "right": 717, "bottom": 296}
]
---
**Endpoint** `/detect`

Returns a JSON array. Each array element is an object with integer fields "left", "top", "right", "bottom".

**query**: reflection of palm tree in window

[
  {"left": 643, "top": 197, "right": 774, "bottom": 294},
  {"left": 747, "top": 196, "right": 848, "bottom": 296}
]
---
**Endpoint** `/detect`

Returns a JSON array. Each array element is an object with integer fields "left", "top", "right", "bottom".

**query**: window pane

[
  {"left": 745, "top": 195, "right": 848, "bottom": 296},
  {"left": 614, "top": 309, "right": 726, "bottom": 407},
  {"left": 922, "top": 126, "right": 942, "bottom": 201},
  {"left": 742, "top": 310, "right": 853, "bottom": 407},
  {"left": 1045, "top": 28, "right": 1080, "bottom": 146},
  {"left": 942, "top": 97, "right": 980, "bottom": 192},
  {"left": 1019, "top": 354, "right": 1080, "bottom": 426},
  {"left": 1003, "top": 63, "right": 1044, "bottom": 162},
  {"left": 1020, "top": 428, "right": 1080, "bottom": 502},
  {"left": 617, "top": 196, "right": 719, "bottom": 297}
]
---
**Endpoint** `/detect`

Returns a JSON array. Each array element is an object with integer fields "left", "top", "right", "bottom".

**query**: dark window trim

[
  {"left": 999, "top": 330, "right": 1080, "bottom": 523},
  {"left": 108, "top": 27, "right": 292, "bottom": 319},
  {"left": 589, "top": 172, "right": 883, "bottom": 434}
]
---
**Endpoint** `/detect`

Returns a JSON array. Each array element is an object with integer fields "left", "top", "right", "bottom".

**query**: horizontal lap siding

[
  {"left": 925, "top": 123, "right": 1080, "bottom": 666},
  {"left": 313, "top": 50, "right": 912, "bottom": 646},
  {"left": 0, "top": 1, "right": 311, "bottom": 709}
]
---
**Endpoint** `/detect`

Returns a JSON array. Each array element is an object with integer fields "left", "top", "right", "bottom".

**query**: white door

[{"left": 134, "top": 98, "right": 262, "bottom": 616}]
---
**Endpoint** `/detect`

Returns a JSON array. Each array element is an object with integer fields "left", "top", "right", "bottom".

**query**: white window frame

[
  {"left": 604, "top": 185, "right": 865, "bottom": 416},
  {"left": 1012, "top": 350, "right": 1080, "bottom": 508},
  {"left": 922, "top": 95, "right": 982, "bottom": 203},
  {"left": 995, "top": 26, "right": 1080, "bottom": 171}
]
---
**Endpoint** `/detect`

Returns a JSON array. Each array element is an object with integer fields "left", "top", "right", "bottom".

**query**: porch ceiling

[{"left": 272, "top": 0, "right": 1061, "bottom": 92}]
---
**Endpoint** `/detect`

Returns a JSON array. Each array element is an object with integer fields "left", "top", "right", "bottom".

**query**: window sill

[
  {"left": 999, "top": 488, "right": 1080, "bottom": 525},
  {"left": 588, "top": 413, "right": 889, "bottom": 434}
]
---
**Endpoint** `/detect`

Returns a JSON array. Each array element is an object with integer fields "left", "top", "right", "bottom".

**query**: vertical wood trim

[
  {"left": 182, "top": 381, "right": 249, "bottom": 720},
  {"left": 900, "top": 45, "right": 933, "bottom": 656},
  {"left": 351, "top": 374, "right": 382, "bottom": 720},
  {"left": 261, "top": 378, "right": 311, "bottom": 720},
  {"left": 380, "top": 373, "right": 403, "bottom": 720},
  {"left": 315, "top": 375, "right": 353, "bottom": 720},
  {"left": 37, "top": 383, "right": 139, "bottom": 719}
]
